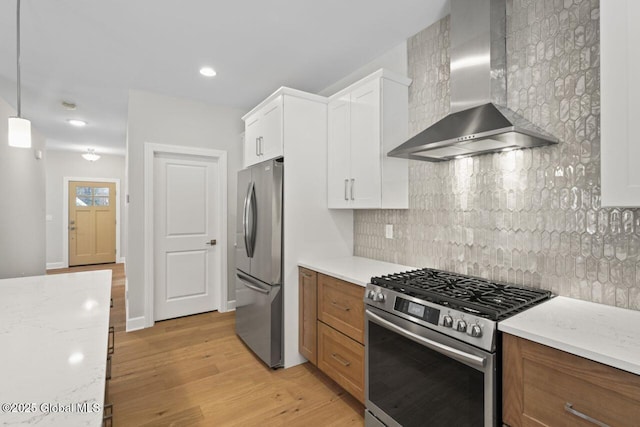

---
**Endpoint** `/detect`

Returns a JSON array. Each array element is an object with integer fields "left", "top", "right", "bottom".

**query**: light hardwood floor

[{"left": 49, "top": 264, "right": 364, "bottom": 426}]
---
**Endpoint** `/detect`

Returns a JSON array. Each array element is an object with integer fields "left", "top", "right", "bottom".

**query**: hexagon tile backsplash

[{"left": 354, "top": 0, "right": 640, "bottom": 311}]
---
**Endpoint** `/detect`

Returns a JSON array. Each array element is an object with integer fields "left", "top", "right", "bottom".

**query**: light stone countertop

[
  {"left": 0, "top": 270, "right": 112, "bottom": 426},
  {"left": 298, "top": 255, "right": 416, "bottom": 287},
  {"left": 499, "top": 296, "right": 640, "bottom": 375}
]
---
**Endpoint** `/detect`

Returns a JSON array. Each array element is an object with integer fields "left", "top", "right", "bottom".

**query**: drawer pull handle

[
  {"left": 301, "top": 272, "right": 312, "bottom": 279},
  {"left": 331, "top": 301, "right": 350, "bottom": 311},
  {"left": 106, "top": 354, "right": 112, "bottom": 380},
  {"left": 331, "top": 352, "right": 351, "bottom": 367},
  {"left": 564, "top": 403, "right": 610, "bottom": 427},
  {"left": 108, "top": 326, "right": 115, "bottom": 355},
  {"left": 103, "top": 403, "right": 113, "bottom": 426}
]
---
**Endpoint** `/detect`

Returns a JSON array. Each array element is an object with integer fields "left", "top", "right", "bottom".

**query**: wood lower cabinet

[
  {"left": 503, "top": 334, "right": 640, "bottom": 427},
  {"left": 318, "top": 321, "right": 365, "bottom": 403},
  {"left": 318, "top": 273, "right": 365, "bottom": 343},
  {"left": 298, "top": 268, "right": 366, "bottom": 403},
  {"left": 299, "top": 268, "right": 318, "bottom": 365}
]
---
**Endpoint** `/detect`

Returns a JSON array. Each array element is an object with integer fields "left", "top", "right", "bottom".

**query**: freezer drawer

[{"left": 235, "top": 270, "right": 282, "bottom": 367}]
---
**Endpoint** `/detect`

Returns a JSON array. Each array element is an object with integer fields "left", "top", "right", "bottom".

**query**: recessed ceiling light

[
  {"left": 199, "top": 67, "right": 217, "bottom": 77},
  {"left": 67, "top": 119, "right": 87, "bottom": 127}
]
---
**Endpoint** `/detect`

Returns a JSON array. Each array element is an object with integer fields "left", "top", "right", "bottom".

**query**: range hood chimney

[{"left": 388, "top": 0, "right": 558, "bottom": 162}]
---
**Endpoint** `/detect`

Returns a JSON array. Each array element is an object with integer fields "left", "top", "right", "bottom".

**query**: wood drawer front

[
  {"left": 317, "top": 321, "right": 364, "bottom": 403},
  {"left": 298, "top": 267, "right": 317, "bottom": 365},
  {"left": 503, "top": 334, "right": 640, "bottom": 427},
  {"left": 317, "top": 274, "right": 365, "bottom": 343}
]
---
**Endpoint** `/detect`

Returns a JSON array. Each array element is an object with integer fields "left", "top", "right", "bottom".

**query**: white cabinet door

[
  {"left": 243, "top": 96, "right": 283, "bottom": 167},
  {"left": 328, "top": 96, "right": 351, "bottom": 208},
  {"left": 326, "top": 70, "right": 409, "bottom": 210},
  {"left": 244, "top": 113, "right": 262, "bottom": 168},
  {"left": 349, "top": 79, "right": 381, "bottom": 208},
  {"left": 601, "top": 0, "right": 640, "bottom": 206},
  {"left": 259, "top": 96, "right": 283, "bottom": 161}
]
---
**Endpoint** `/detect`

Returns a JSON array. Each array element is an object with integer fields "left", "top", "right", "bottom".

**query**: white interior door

[{"left": 154, "top": 153, "right": 221, "bottom": 321}]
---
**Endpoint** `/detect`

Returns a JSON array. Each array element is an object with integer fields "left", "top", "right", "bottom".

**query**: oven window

[{"left": 368, "top": 322, "right": 484, "bottom": 427}]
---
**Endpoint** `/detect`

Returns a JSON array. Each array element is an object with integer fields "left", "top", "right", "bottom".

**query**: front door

[
  {"left": 153, "top": 153, "right": 221, "bottom": 321},
  {"left": 69, "top": 181, "right": 116, "bottom": 266}
]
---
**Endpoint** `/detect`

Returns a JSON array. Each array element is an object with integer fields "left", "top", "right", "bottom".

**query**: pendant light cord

[{"left": 16, "top": 0, "right": 22, "bottom": 117}]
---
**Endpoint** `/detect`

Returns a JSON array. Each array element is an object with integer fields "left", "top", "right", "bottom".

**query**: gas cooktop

[{"left": 370, "top": 268, "right": 552, "bottom": 321}]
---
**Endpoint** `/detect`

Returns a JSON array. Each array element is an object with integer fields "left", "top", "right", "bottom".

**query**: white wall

[
  {"left": 126, "top": 90, "right": 244, "bottom": 325},
  {"left": 0, "top": 97, "right": 47, "bottom": 278},
  {"left": 318, "top": 41, "right": 408, "bottom": 96},
  {"left": 45, "top": 150, "right": 126, "bottom": 268}
]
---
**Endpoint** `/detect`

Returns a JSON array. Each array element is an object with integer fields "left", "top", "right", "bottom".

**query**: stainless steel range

[{"left": 364, "top": 268, "right": 552, "bottom": 427}]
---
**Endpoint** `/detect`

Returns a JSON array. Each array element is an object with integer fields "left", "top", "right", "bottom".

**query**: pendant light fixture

[
  {"left": 8, "top": 0, "right": 31, "bottom": 148},
  {"left": 82, "top": 148, "right": 100, "bottom": 162}
]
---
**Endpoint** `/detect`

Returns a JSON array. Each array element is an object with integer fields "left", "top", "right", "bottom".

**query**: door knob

[{"left": 206, "top": 239, "right": 217, "bottom": 246}]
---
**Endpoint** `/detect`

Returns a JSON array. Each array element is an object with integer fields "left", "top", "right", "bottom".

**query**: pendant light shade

[
  {"left": 8, "top": 116, "right": 31, "bottom": 148},
  {"left": 8, "top": 0, "right": 31, "bottom": 149},
  {"left": 82, "top": 148, "right": 100, "bottom": 162}
]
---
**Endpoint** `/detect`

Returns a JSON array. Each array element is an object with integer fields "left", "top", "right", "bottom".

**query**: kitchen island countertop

[
  {"left": 499, "top": 296, "right": 640, "bottom": 375},
  {"left": 298, "top": 255, "right": 415, "bottom": 287},
  {"left": 0, "top": 270, "right": 112, "bottom": 426}
]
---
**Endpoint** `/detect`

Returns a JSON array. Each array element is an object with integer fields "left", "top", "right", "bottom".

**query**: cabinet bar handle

[
  {"left": 301, "top": 272, "right": 312, "bottom": 278},
  {"left": 564, "top": 403, "right": 610, "bottom": 427},
  {"left": 108, "top": 326, "right": 115, "bottom": 355},
  {"left": 255, "top": 138, "right": 259, "bottom": 156},
  {"left": 350, "top": 178, "right": 355, "bottom": 200},
  {"left": 259, "top": 136, "right": 264, "bottom": 155},
  {"left": 344, "top": 179, "right": 349, "bottom": 201},
  {"left": 106, "top": 354, "right": 112, "bottom": 380},
  {"left": 103, "top": 403, "right": 113, "bottom": 427},
  {"left": 331, "top": 300, "right": 350, "bottom": 311},
  {"left": 331, "top": 352, "right": 351, "bottom": 367}
]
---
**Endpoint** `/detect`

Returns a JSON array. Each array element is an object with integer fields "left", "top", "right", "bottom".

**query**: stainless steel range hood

[{"left": 388, "top": 0, "right": 558, "bottom": 162}]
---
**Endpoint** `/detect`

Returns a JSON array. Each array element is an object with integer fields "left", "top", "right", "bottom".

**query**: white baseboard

[
  {"left": 220, "top": 299, "right": 236, "bottom": 312},
  {"left": 126, "top": 316, "right": 146, "bottom": 332},
  {"left": 46, "top": 262, "right": 65, "bottom": 270}
]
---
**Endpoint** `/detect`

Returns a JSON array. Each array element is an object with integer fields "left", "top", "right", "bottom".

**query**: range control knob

[
  {"left": 366, "top": 290, "right": 376, "bottom": 300},
  {"left": 456, "top": 320, "right": 468, "bottom": 333},
  {"left": 442, "top": 315, "right": 453, "bottom": 328},
  {"left": 373, "top": 292, "right": 386, "bottom": 303},
  {"left": 468, "top": 324, "right": 483, "bottom": 338}
]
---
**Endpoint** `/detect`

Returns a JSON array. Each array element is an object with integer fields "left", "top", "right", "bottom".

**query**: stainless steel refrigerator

[{"left": 235, "top": 158, "right": 283, "bottom": 368}]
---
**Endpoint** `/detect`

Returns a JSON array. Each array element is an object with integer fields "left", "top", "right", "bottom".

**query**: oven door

[{"left": 365, "top": 306, "right": 496, "bottom": 427}]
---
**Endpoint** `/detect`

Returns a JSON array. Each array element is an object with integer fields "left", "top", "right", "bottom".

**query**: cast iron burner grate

[{"left": 370, "top": 268, "right": 551, "bottom": 321}]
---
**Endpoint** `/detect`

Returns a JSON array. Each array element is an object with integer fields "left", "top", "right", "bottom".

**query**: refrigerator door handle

[
  {"left": 243, "top": 182, "right": 254, "bottom": 258},
  {"left": 246, "top": 182, "right": 257, "bottom": 257}
]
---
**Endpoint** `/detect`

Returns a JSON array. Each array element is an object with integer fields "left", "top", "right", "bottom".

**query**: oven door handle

[{"left": 366, "top": 310, "right": 486, "bottom": 369}]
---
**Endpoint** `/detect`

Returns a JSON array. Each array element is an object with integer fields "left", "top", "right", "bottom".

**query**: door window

[{"left": 75, "top": 187, "right": 110, "bottom": 206}]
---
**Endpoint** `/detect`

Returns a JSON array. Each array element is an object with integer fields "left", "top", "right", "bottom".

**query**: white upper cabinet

[
  {"left": 327, "top": 69, "right": 411, "bottom": 209},
  {"left": 242, "top": 95, "right": 283, "bottom": 168},
  {"left": 601, "top": 0, "right": 640, "bottom": 207}
]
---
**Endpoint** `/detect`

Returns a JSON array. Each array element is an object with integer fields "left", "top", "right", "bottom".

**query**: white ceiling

[{"left": 0, "top": 0, "right": 450, "bottom": 156}]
